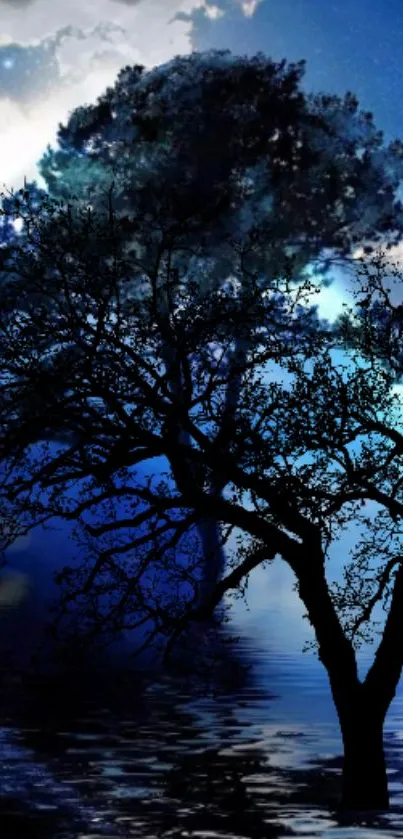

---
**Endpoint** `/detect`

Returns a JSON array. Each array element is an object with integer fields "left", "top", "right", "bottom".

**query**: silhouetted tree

[
  {"left": 1, "top": 194, "right": 403, "bottom": 813},
  {"left": 335, "top": 246, "right": 403, "bottom": 378},
  {"left": 0, "top": 190, "right": 324, "bottom": 633},
  {"left": 7, "top": 48, "right": 403, "bottom": 608}
]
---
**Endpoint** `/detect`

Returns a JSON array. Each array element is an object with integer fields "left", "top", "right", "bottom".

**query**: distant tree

[
  {"left": 1, "top": 196, "right": 403, "bottom": 812},
  {"left": 9, "top": 48, "right": 403, "bottom": 608}
]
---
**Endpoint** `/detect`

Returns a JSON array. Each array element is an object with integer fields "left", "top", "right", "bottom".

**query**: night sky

[
  {"left": 2, "top": 1, "right": 403, "bottom": 183},
  {"left": 0, "top": 0, "right": 401, "bottom": 658}
]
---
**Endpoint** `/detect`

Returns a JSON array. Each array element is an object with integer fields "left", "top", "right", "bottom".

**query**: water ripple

[{"left": 1, "top": 622, "right": 403, "bottom": 837}]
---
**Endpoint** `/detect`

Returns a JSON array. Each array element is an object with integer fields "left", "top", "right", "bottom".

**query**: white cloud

[
  {"left": 307, "top": 278, "right": 347, "bottom": 322},
  {"left": 0, "top": 1, "right": 202, "bottom": 191},
  {"left": 204, "top": 3, "right": 225, "bottom": 19},
  {"left": 240, "top": 0, "right": 261, "bottom": 16},
  {"left": 0, "top": 0, "right": 262, "bottom": 192}
]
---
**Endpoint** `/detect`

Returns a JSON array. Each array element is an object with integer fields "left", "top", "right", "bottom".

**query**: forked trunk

[{"left": 290, "top": 547, "right": 403, "bottom": 815}]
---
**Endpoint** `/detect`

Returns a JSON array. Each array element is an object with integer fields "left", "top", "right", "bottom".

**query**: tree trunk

[
  {"left": 196, "top": 516, "right": 226, "bottom": 611},
  {"left": 289, "top": 543, "right": 397, "bottom": 814},
  {"left": 338, "top": 701, "right": 389, "bottom": 812}
]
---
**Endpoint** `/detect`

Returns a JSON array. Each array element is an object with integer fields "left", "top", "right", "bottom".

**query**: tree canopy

[
  {"left": 4, "top": 49, "right": 403, "bottom": 608},
  {"left": 37, "top": 49, "right": 403, "bottom": 281}
]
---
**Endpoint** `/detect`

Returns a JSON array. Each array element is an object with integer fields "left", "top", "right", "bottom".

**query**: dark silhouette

[
  {"left": 7, "top": 48, "right": 403, "bottom": 609},
  {"left": 1, "top": 50, "right": 403, "bottom": 813},
  {"left": 1, "top": 192, "right": 403, "bottom": 812}
]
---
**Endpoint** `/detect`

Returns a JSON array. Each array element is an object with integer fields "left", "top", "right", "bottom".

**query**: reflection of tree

[
  {"left": 6, "top": 654, "right": 402, "bottom": 835},
  {"left": 164, "top": 617, "right": 254, "bottom": 694},
  {"left": 4, "top": 664, "right": 287, "bottom": 838},
  {"left": 0, "top": 795, "right": 85, "bottom": 839}
]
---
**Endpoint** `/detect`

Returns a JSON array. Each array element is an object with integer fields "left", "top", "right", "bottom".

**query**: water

[{"left": 2, "top": 614, "right": 403, "bottom": 839}]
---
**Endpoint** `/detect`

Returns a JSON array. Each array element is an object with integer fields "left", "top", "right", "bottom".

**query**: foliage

[
  {"left": 0, "top": 191, "right": 402, "bottom": 670},
  {"left": 335, "top": 247, "right": 403, "bottom": 383},
  {"left": 4, "top": 48, "right": 403, "bottom": 612},
  {"left": 0, "top": 191, "right": 324, "bottom": 648},
  {"left": 3, "top": 50, "right": 403, "bottom": 810},
  {"left": 35, "top": 50, "right": 403, "bottom": 288},
  {"left": 4, "top": 180, "right": 403, "bottom": 813}
]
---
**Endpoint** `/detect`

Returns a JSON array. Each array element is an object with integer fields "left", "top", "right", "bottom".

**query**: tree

[
  {"left": 0, "top": 188, "right": 325, "bottom": 647},
  {"left": 334, "top": 246, "right": 403, "bottom": 377},
  {"left": 2, "top": 195, "right": 403, "bottom": 812},
  {"left": 11, "top": 48, "right": 403, "bottom": 608}
]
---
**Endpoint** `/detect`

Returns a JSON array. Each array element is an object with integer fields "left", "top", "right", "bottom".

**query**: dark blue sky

[{"left": 188, "top": 0, "right": 403, "bottom": 145}]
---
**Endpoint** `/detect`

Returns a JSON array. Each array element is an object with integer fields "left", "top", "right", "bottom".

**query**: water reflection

[{"left": 1, "top": 617, "right": 403, "bottom": 839}]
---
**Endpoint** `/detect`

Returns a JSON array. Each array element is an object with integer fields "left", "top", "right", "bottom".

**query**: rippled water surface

[{"left": 2, "top": 617, "right": 403, "bottom": 839}]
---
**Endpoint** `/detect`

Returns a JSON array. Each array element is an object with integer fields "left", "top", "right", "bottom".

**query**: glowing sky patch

[
  {"left": 0, "top": 1, "right": 262, "bottom": 194},
  {"left": 306, "top": 279, "right": 346, "bottom": 323}
]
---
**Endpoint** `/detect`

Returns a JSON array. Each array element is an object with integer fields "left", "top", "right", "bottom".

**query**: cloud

[
  {"left": 0, "top": 2, "right": 198, "bottom": 191},
  {"left": 0, "top": 0, "right": 264, "bottom": 192},
  {"left": 240, "top": 0, "right": 260, "bottom": 16},
  {"left": 173, "top": 0, "right": 263, "bottom": 24},
  {"left": 0, "top": 0, "right": 34, "bottom": 5}
]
